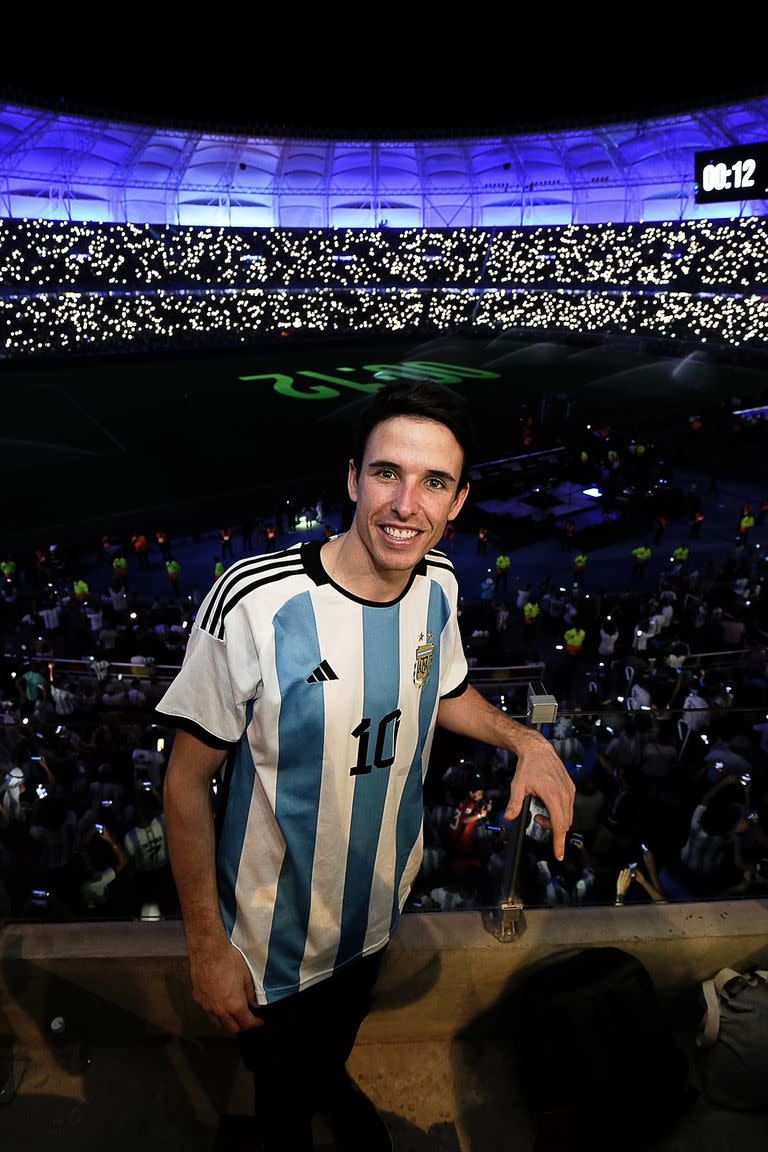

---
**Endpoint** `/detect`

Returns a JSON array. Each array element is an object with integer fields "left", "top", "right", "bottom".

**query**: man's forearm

[
  {"left": 164, "top": 753, "right": 228, "bottom": 952},
  {"left": 437, "top": 684, "right": 540, "bottom": 754}
]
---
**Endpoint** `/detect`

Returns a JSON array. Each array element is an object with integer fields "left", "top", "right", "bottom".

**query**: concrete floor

[{"left": 4, "top": 1027, "right": 768, "bottom": 1151}]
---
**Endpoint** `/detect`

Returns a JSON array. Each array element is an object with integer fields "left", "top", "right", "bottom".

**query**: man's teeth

[{"left": 382, "top": 527, "right": 419, "bottom": 539}]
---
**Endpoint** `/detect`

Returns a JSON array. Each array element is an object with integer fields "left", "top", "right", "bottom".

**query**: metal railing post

[{"left": 487, "top": 682, "right": 559, "bottom": 942}]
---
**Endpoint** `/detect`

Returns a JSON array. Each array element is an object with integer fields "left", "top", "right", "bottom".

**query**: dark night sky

[{"left": 0, "top": 16, "right": 765, "bottom": 139}]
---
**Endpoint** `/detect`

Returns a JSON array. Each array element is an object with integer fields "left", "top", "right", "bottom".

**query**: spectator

[
  {"left": 123, "top": 791, "right": 173, "bottom": 912},
  {"left": 676, "top": 777, "right": 746, "bottom": 896},
  {"left": 682, "top": 681, "right": 710, "bottom": 733},
  {"left": 598, "top": 617, "right": 620, "bottom": 657},
  {"left": 101, "top": 677, "right": 127, "bottom": 709},
  {"left": 127, "top": 678, "right": 148, "bottom": 708},
  {"left": 79, "top": 826, "right": 129, "bottom": 911},
  {"left": 50, "top": 676, "right": 79, "bottom": 718}
]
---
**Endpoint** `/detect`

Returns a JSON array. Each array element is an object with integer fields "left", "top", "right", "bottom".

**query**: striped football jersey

[{"left": 156, "top": 540, "right": 467, "bottom": 1004}]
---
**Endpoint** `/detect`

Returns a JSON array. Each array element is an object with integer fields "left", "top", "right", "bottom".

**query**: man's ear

[
  {"left": 448, "top": 481, "right": 470, "bottom": 521},
  {"left": 347, "top": 458, "right": 359, "bottom": 503}
]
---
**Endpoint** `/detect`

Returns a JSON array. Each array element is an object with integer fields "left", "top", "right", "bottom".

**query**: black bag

[
  {"left": 514, "top": 947, "right": 693, "bottom": 1151},
  {"left": 697, "top": 967, "right": 768, "bottom": 1110}
]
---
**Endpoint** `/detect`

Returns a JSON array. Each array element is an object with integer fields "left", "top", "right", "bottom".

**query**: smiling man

[{"left": 158, "top": 379, "right": 573, "bottom": 1151}]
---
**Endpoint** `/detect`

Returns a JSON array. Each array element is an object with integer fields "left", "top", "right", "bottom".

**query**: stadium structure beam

[
  {"left": 167, "top": 131, "right": 204, "bottom": 225},
  {"left": 0, "top": 108, "right": 57, "bottom": 171}
]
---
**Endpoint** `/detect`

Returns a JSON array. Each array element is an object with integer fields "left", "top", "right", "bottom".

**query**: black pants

[{"left": 238, "top": 947, "right": 385, "bottom": 1150}]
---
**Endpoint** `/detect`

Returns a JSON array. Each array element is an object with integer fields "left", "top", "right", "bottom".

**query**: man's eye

[{"left": 427, "top": 477, "right": 446, "bottom": 489}]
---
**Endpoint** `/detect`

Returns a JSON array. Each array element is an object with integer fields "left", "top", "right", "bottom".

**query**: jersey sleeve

[
  {"left": 155, "top": 594, "right": 260, "bottom": 749},
  {"left": 438, "top": 569, "right": 468, "bottom": 699}
]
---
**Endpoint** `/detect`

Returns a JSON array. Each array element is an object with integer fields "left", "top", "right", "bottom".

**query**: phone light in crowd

[
  {"left": 130, "top": 612, "right": 137, "bottom": 620},
  {"left": 36, "top": 785, "right": 47, "bottom": 798},
  {"left": 89, "top": 655, "right": 94, "bottom": 661},
  {"left": 559, "top": 587, "right": 566, "bottom": 593},
  {"left": 156, "top": 738, "right": 165, "bottom": 753},
  {"left": 182, "top": 620, "right": 188, "bottom": 628},
  {"left": 701, "top": 734, "right": 709, "bottom": 744},
  {"left": 22, "top": 717, "right": 28, "bottom": 725},
  {"left": 617, "top": 696, "right": 624, "bottom": 703},
  {"left": 10, "top": 672, "right": 16, "bottom": 679},
  {"left": 636, "top": 630, "right": 643, "bottom": 637},
  {"left": 605, "top": 726, "right": 614, "bottom": 734},
  {"left": 606, "top": 615, "right": 611, "bottom": 621},
  {"left": 583, "top": 487, "right": 602, "bottom": 498},
  {"left": 117, "top": 674, "right": 123, "bottom": 680},
  {"left": 56, "top": 725, "right": 63, "bottom": 733},
  {"left": 584, "top": 594, "right": 590, "bottom": 599},
  {"left": 555, "top": 644, "right": 564, "bottom": 651},
  {"left": 641, "top": 705, "right": 651, "bottom": 711},
  {"left": 598, "top": 661, "right": 605, "bottom": 668}
]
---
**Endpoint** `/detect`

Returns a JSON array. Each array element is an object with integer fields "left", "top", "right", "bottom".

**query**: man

[{"left": 158, "top": 380, "right": 573, "bottom": 1151}]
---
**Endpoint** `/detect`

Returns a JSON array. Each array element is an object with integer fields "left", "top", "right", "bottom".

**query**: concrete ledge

[{"left": 2, "top": 902, "right": 768, "bottom": 1048}]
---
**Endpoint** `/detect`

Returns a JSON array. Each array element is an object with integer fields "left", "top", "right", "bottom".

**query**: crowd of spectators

[
  {"left": 410, "top": 508, "right": 768, "bottom": 913},
  {"left": 3, "top": 217, "right": 765, "bottom": 291},
  {"left": 3, "top": 217, "right": 767, "bottom": 355},
  {"left": 1, "top": 466, "right": 767, "bottom": 922}
]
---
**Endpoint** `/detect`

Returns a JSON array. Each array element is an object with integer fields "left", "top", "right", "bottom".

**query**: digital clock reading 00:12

[{"left": 694, "top": 142, "right": 768, "bottom": 204}]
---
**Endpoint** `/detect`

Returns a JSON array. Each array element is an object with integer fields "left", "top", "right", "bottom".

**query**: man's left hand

[{"left": 504, "top": 732, "right": 575, "bottom": 860}]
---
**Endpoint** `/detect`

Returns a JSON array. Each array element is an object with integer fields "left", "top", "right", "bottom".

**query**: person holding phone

[{"left": 80, "top": 822, "right": 129, "bottom": 911}]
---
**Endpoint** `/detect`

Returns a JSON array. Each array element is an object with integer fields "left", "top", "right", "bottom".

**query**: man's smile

[{"left": 379, "top": 525, "right": 421, "bottom": 540}]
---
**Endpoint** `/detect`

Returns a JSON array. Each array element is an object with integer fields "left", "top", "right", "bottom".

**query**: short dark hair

[{"left": 353, "top": 380, "right": 475, "bottom": 490}]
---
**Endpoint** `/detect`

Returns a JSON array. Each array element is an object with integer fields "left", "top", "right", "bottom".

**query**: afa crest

[{"left": 413, "top": 631, "right": 435, "bottom": 688}]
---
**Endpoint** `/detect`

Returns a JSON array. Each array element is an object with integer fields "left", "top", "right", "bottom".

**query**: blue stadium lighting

[
  {"left": 733, "top": 405, "right": 768, "bottom": 419},
  {"left": 1, "top": 94, "right": 767, "bottom": 228},
  {"left": 2, "top": 84, "right": 768, "bottom": 356}
]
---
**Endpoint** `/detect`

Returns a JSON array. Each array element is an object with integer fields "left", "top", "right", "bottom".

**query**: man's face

[{"left": 348, "top": 415, "right": 469, "bottom": 578}]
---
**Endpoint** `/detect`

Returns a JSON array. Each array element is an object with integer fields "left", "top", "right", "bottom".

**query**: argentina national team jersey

[{"left": 156, "top": 540, "right": 468, "bottom": 1005}]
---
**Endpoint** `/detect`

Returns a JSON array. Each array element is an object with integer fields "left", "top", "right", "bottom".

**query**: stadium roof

[
  {"left": 2, "top": 95, "right": 767, "bottom": 228},
  {"left": 1, "top": 21, "right": 766, "bottom": 226},
  {"left": 1, "top": 18, "right": 765, "bottom": 141}
]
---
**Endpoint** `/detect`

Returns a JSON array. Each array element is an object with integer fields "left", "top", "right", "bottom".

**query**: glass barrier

[
  {"left": 411, "top": 695, "right": 768, "bottom": 921},
  {"left": 2, "top": 678, "right": 767, "bottom": 924}
]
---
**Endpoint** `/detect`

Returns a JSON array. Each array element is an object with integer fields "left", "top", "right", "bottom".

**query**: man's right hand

[{"left": 189, "top": 942, "right": 264, "bottom": 1034}]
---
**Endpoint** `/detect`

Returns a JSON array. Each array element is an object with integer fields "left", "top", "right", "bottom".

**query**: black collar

[{"left": 300, "top": 540, "right": 427, "bottom": 607}]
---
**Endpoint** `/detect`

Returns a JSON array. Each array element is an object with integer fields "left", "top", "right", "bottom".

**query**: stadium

[{"left": 1, "top": 23, "right": 768, "bottom": 1150}]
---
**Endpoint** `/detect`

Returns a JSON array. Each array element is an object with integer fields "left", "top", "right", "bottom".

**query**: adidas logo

[{"left": 306, "top": 660, "right": 339, "bottom": 684}]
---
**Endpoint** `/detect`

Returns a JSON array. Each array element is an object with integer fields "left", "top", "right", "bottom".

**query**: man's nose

[{"left": 391, "top": 479, "right": 419, "bottom": 518}]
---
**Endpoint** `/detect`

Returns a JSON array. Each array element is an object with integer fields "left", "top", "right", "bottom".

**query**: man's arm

[
  {"left": 163, "top": 728, "right": 262, "bottom": 1033},
  {"left": 437, "top": 685, "right": 575, "bottom": 860}
]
